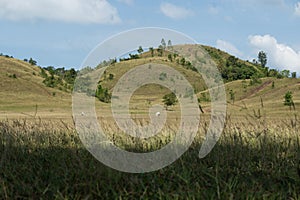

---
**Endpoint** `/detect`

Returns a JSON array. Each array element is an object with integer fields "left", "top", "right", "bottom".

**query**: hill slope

[
  {"left": 224, "top": 77, "right": 300, "bottom": 117},
  {"left": 201, "top": 45, "right": 267, "bottom": 81},
  {"left": 93, "top": 45, "right": 299, "bottom": 119},
  {"left": 0, "top": 56, "right": 71, "bottom": 119}
]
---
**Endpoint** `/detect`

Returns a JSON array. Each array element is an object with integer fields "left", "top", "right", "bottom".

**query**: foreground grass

[{"left": 0, "top": 119, "right": 300, "bottom": 199}]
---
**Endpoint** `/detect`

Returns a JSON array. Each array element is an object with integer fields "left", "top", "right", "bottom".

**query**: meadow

[{"left": 1, "top": 111, "right": 300, "bottom": 199}]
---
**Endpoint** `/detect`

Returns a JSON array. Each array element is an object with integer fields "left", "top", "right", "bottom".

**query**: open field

[{"left": 1, "top": 117, "right": 300, "bottom": 199}]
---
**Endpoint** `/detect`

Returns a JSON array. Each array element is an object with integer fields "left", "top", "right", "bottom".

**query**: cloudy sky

[{"left": 0, "top": 0, "right": 300, "bottom": 73}]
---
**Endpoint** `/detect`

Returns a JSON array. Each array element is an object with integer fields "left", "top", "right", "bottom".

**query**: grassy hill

[
  {"left": 0, "top": 56, "right": 71, "bottom": 120},
  {"left": 95, "top": 45, "right": 299, "bottom": 119},
  {"left": 96, "top": 44, "right": 267, "bottom": 98}
]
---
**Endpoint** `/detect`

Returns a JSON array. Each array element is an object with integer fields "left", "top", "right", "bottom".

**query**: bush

[
  {"left": 163, "top": 92, "right": 177, "bottom": 109},
  {"left": 8, "top": 74, "right": 17, "bottom": 79},
  {"left": 284, "top": 91, "right": 294, "bottom": 108},
  {"left": 95, "top": 85, "right": 111, "bottom": 103},
  {"left": 29, "top": 58, "right": 37, "bottom": 66},
  {"left": 249, "top": 74, "right": 262, "bottom": 85},
  {"left": 43, "top": 75, "right": 57, "bottom": 88},
  {"left": 108, "top": 74, "right": 114, "bottom": 80}
]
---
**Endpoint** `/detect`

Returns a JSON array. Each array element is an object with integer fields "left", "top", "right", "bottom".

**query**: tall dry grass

[{"left": 0, "top": 110, "right": 299, "bottom": 199}]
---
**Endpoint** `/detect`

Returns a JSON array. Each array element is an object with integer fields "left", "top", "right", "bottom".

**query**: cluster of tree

[
  {"left": 219, "top": 56, "right": 262, "bottom": 81},
  {"left": 119, "top": 46, "right": 146, "bottom": 62},
  {"left": 167, "top": 52, "right": 199, "bottom": 72},
  {"left": 23, "top": 58, "right": 37, "bottom": 66},
  {"left": 205, "top": 48, "right": 298, "bottom": 82},
  {"left": 41, "top": 66, "right": 77, "bottom": 91},
  {"left": 178, "top": 57, "right": 198, "bottom": 72},
  {"left": 267, "top": 69, "right": 292, "bottom": 79},
  {"left": 157, "top": 39, "right": 172, "bottom": 57},
  {"left": 255, "top": 51, "right": 297, "bottom": 79},
  {"left": 162, "top": 92, "right": 177, "bottom": 110},
  {"left": 72, "top": 68, "right": 112, "bottom": 103},
  {"left": 204, "top": 47, "right": 265, "bottom": 82},
  {"left": 119, "top": 53, "right": 140, "bottom": 62},
  {"left": 95, "top": 84, "right": 111, "bottom": 103}
]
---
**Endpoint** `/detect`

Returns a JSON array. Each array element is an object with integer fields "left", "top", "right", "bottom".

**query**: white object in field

[{"left": 155, "top": 112, "right": 161, "bottom": 117}]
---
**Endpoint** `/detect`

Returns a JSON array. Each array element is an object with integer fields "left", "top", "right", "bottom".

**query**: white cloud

[
  {"left": 160, "top": 2, "right": 193, "bottom": 19},
  {"left": 249, "top": 35, "right": 300, "bottom": 72},
  {"left": 216, "top": 40, "right": 243, "bottom": 57},
  {"left": 295, "top": 2, "right": 300, "bottom": 16},
  {"left": 0, "top": 0, "right": 121, "bottom": 24}
]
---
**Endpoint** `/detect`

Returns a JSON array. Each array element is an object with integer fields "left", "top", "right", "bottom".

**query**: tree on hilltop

[
  {"left": 149, "top": 47, "right": 154, "bottom": 57},
  {"left": 29, "top": 58, "right": 37, "bottom": 66},
  {"left": 258, "top": 51, "right": 267, "bottom": 67},
  {"left": 137, "top": 46, "right": 144, "bottom": 54},
  {"left": 161, "top": 38, "right": 166, "bottom": 50}
]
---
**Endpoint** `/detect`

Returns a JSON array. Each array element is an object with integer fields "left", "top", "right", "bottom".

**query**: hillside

[
  {"left": 92, "top": 45, "right": 299, "bottom": 120},
  {"left": 201, "top": 45, "right": 267, "bottom": 81},
  {"left": 0, "top": 56, "right": 71, "bottom": 119},
  {"left": 97, "top": 44, "right": 268, "bottom": 95},
  {"left": 222, "top": 77, "right": 300, "bottom": 118}
]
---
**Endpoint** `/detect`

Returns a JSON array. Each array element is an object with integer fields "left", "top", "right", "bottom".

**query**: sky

[{"left": 0, "top": 0, "right": 300, "bottom": 73}]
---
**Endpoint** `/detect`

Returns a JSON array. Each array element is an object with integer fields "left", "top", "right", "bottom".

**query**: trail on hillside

[{"left": 241, "top": 80, "right": 272, "bottom": 100}]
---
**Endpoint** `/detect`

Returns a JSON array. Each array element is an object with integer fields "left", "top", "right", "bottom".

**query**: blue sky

[{"left": 0, "top": 0, "right": 300, "bottom": 73}]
